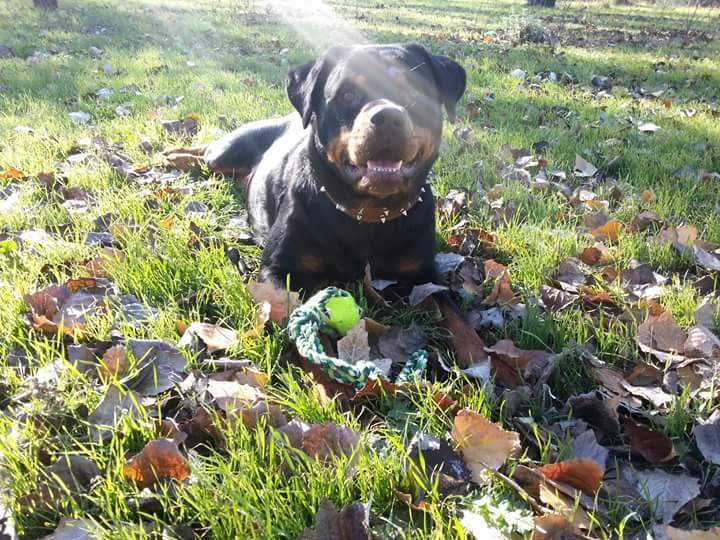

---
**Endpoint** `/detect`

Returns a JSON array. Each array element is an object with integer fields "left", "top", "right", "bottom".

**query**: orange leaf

[
  {"left": 437, "top": 297, "right": 488, "bottom": 368},
  {"left": 0, "top": 167, "right": 25, "bottom": 181},
  {"left": 452, "top": 409, "right": 521, "bottom": 484},
  {"left": 536, "top": 459, "right": 604, "bottom": 496},
  {"left": 590, "top": 220, "right": 622, "bottom": 243},
  {"left": 123, "top": 439, "right": 190, "bottom": 489}
]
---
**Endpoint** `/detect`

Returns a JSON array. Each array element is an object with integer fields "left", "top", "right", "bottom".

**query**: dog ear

[
  {"left": 287, "top": 47, "right": 346, "bottom": 128},
  {"left": 407, "top": 44, "right": 467, "bottom": 123}
]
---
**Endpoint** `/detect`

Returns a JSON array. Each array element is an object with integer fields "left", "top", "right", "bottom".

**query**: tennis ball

[{"left": 326, "top": 295, "right": 361, "bottom": 336}]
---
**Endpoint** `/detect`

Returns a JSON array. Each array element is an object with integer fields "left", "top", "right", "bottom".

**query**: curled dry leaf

[
  {"left": 535, "top": 459, "right": 604, "bottom": 496},
  {"left": 483, "top": 274, "right": 519, "bottom": 306},
  {"left": 484, "top": 340, "right": 556, "bottom": 388},
  {"left": 123, "top": 438, "right": 190, "bottom": 489},
  {"left": 571, "top": 430, "right": 609, "bottom": 472},
  {"left": 452, "top": 409, "right": 521, "bottom": 484},
  {"left": 298, "top": 499, "right": 380, "bottom": 540},
  {"left": 178, "top": 322, "right": 238, "bottom": 354},
  {"left": 437, "top": 299, "right": 488, "bottom": 368},
  {"left": 247, "top": 280, "right": 300, "bottom": 326}
]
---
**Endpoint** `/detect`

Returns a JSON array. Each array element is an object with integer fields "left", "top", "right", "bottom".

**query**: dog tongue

[{"left": 367, "top": 160, "right": 402, "bottom": 172}]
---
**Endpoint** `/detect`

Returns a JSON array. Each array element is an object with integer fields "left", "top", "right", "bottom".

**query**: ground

[{"left": 1, "top": 0, "right": 720, "bottom": 538}]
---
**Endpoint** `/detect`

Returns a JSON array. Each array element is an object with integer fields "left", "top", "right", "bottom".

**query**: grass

[{"left": 1, "top": 0, "right": 720, "bottom": 537}]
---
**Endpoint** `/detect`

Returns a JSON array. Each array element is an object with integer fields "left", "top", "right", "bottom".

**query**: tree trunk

[{"left": 33, "top": 0, "right": 58, "bottom": 8}]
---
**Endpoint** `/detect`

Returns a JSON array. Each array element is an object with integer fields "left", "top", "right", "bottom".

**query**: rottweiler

[{"left": 166, "top": 43, "right": 466, "bottom": 292}]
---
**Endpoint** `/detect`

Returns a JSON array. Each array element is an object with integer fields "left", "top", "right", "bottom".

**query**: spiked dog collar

[{"left": 319, "top": 183, "right": 427, "bottom": 224}]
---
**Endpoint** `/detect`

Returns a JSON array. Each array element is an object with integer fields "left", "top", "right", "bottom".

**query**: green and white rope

[{"left": 287, "top": 287, "right": 428, "bottom": 389}]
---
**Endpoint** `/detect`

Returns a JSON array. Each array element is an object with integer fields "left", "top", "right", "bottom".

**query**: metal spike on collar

[
  {"left": 417, "top": 196, "right": 423, "bottom": 203},
  {"left": 356, "top": 212, "right": 363, "bottom": 221},
  {"left": 380, "top": 216, "right": 386, "bottom": 223},
  {"left": 401, "top": 209, "right": 408, "bottom": 216},
  {"left": 383, "top": 208, "right": 389, "bottom": 216},
  {"left": 319, "top": 185, "right": 326, "bottom": 192},
  {"left": 335, "top": 203, "right": 344, "bottom": 211},
  {"left": 420, "top": 186, "right": 426, "bottom": 193}
]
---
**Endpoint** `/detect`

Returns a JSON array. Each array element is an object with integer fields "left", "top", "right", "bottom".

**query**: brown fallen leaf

[
  {"left": 540, "top": 285, "right": 579, "bottom": 312},
  {"left": 247, "top": 280, "right": 300, "bottom": 326},
  {"left": 539, "top": 483, "right": 592, "bottom": 530},
  {"left": 579, "top": 243, "right": 613, "bottom": 266},
  {"left": 100, "top": 344, "right": 128, "bottom": 377},
  {"left": 484, "top": 340, "right": 556, "bottom": 388},
  {"left": 298, "top": 499, "right": 380, "bottom": 540},
  {"left": 437, "top": 299, "right": 488, "bottom": 368},
  {"left": 483, "top": 259, "right": 508, "bottom": 280},
  {"left": 452, "top": 409, "right": 521, "bottom": 484},
  {"left": 638, "top": 311, "right": 687, "bottom": 353},
  {"left": 352, "top": 377, "right": 400, "bottom": 399},
  {"left": 535, "top": 459, "right": 604, "bottom": 496},
  {"left": 483, "top": 274, "right": 519, "bottom": 306},
  {"left": 179, "top": 322, "right": 238, "bottom": 355},
  {"left": 684, "top": 325, "right": 720, "bottom": 358},
  {"left": 337, "top": 319, "right": 371, "bottom": 365},
  {"left": 123, "top": 438, "right": 190, "bottom": 489},
  {"left": 19, "top": 456, "right": 100, "bottom": 509},
  {"left": 1, "top": 167, "right": 26, "bottom": 181},
  {"left": 629, "top": 211, "right": 664, "bottom": 233},
  {"left": 623, "top": 417, "right": 677, "bottom": 464}
]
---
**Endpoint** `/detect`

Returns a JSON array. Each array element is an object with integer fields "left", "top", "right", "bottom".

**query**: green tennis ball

[{"left": 326, "top": 295, "right": 361, "bottom": 336}]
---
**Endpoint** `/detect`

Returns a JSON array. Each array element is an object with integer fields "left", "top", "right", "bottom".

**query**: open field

[{"left": 1, "top": 0, "right": 719, "bottom": 538}]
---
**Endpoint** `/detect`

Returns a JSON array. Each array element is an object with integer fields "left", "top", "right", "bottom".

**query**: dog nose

[{"left": 370, "top": 106, "right": 406, "bottom": 129}]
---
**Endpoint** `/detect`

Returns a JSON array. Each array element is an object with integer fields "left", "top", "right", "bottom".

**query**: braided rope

[{"left": 287, "top": 287, "right": 428, "bottom": 389}]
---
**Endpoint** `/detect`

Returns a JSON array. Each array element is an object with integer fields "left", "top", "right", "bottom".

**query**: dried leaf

[
  {"left": 574, "top": 155, "right": 597, "bottom": 178},
  {"left": 536, "top": 459, "right": 604, "bottom": 496},
  {"left": 247, "top": 281, "right": 300, "bottom": 326},
  {"left": 632, "top": 469, "right": 700, "bottom": 523},
  {"left": 571, "top": 430, "right": 609, "bottom": 472},
  {"left": 178, "top": 322, "right": 238, "bottom": 354},
  {"left": 298, "top": 499, "right": 380, "bottom": 540},
  {"left": 638, "top": 312, "right": 687, "bottom": 353},
  {"left": 123, "top": 439, "right": 190, "bottom": 489},
  {"left": 590, "top": 220, "right": 622, "bottom": 243},
  {"left": 438, "top": 300, "right": 488, "bottom": 368},
  {"left": 484, "top": 340, "right": 556, "bottom": 388},
  {"left": 298, "top": 423, "right": 360, "bottom": 462},
  {"left": 540, "top": 285, "right": 579, "bottom": 312},
  {"left": 452, "top": 409, "right": 521, "bottom": 484},
  {"left": 337, "top": 320, "right": 371, "bottom": 365},
  {"left": 19, "top": 456, "right": 100, "bottom": 509},
  {"left": 377, "top": 324, "right": 426, "bottom": 365},
  {"left": 88, "top": 387, "right": 144, "bottom": 442},
  {"left": 656, "top": 525, "right": 720, "bottom": 540},
  {"left": 693, "top": 411, "right": 720, "bottom": 466},
  {"left": 408, "top": 282, "right": 448, "bottom": 306},
  {"left": 623, "top": 417, "right": 677, "bottom": 464},
  {"left": 684, "top": 326, "right": 720, "bottom": 358},
  {"left": 532, "top": 514, "right": 584, "bottom": 540}
]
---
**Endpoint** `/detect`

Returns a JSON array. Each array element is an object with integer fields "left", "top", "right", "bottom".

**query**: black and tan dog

[{"left": 166, "top": 43, "right": 466, "bottom": 291}]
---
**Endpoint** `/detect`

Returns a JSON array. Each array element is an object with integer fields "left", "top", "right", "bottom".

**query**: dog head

[{"left": 287, "top": 43, "right": 466, "bottom": 219}]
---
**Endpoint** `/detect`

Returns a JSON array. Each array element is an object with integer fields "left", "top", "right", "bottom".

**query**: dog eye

[{"left": 341, "top": 90, "right": 358, "bottom": 105}]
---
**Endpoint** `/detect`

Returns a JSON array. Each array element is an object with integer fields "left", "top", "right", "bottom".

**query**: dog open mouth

[{"left": 344, "top": 150, "right": 420, "bottom": 198}]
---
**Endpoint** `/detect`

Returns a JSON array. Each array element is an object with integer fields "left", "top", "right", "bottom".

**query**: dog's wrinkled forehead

[{"left": 324, "top": 46, "right": 438, "bottom": 102}]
